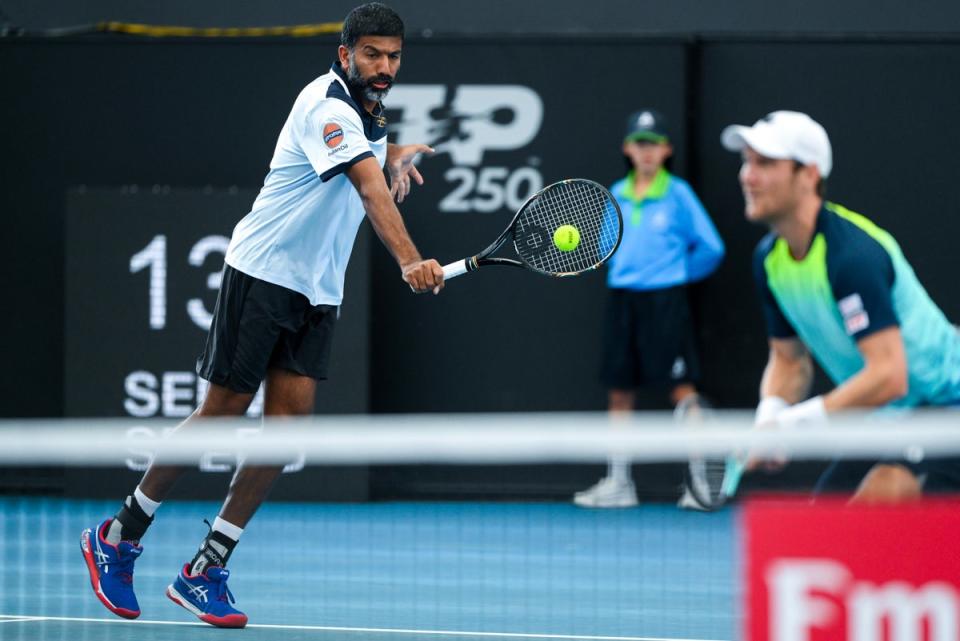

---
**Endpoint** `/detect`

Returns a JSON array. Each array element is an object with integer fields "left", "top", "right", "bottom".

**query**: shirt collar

[
  {"left": 776, "top": 202, "right": 829, "bottom": 261},
  {"left": 622, "top": 168, "right": 671, "bottom": 202},
  {"left": 331, "top": 60, "right": 387, "bottom": 127}
]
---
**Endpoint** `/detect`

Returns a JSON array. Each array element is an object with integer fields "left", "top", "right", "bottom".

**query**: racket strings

[
  {"left": 537, "top": 182, "right": 615, "bottom": 272},
  {"left": 704, "top": 458, "right": 729, "bottom": 502},
  {"left": 685, "top": 454, "right": 731, "bottom": 508},
  {"left": 513, "top": 180, "right": 621, "bottom": 276}
]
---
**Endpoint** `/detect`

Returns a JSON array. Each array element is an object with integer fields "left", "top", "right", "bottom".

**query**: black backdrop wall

[
  {"left": 6, "top": 0, "right": 960, "bottom": 36},
  {"left": 4, "top": 35, "right": 959, "bottom": 419},
  {"left": 2, "top": 35, "right": 959, "bottom": 498}
]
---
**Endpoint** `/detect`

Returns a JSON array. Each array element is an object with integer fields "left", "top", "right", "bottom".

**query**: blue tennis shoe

[
  {"left": 166, "top": 563, "right": 248, "bottom": 628},
  {"left": 80, "top": 519, "right": 143, "bottom": 619}
]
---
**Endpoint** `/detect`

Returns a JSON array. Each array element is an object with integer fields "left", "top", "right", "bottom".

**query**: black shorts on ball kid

[
  {"left": 599, "top": 285, "right": 700, "bottom": 390},
  {"left": 196, "top": 265, "right": 338, "bottom": 394}
]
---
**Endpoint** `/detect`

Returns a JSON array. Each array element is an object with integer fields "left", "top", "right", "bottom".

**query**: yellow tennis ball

[{"left": 553, "top": 225, "right": 580, "bottom": 252}]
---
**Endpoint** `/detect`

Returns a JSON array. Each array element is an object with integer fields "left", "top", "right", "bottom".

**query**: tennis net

[{"left": 1, "top": 410, "right": 958, "bottom": 641}]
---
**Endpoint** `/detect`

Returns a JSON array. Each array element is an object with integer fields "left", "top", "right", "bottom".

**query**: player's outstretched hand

[
  {"left": 388, "top": 144, "right": 434, "bottom": 203},
  {"left": 403, "top": 259, "right": 444, "bottom": 295}
]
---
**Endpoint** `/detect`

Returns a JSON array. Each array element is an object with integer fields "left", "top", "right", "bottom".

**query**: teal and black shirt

[{"left": 753, "top": 202, "right": 960, "bottom": 407}]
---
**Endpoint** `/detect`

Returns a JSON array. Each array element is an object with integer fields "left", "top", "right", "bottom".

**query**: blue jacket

[{"left": 607, "top": 169, "right": 724, "bottom": 290}]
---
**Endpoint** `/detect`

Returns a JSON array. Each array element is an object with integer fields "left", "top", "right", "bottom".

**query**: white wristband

[
  {"left": 755, "top": 396, "right": 789, "bottom": 425},
  {"left": 776, "top": 396, "right": 828, "bottom": 429}
]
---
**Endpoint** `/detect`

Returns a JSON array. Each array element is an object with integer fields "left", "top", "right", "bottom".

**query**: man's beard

[{"left": 347, "top": 53, "right": 393, "bottom": 103}]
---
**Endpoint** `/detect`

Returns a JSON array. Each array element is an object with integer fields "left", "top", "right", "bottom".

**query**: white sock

[
  {"left": 607, "top": 456, "right": 631, "bottom": 483},
  {"left": 212, "top": 516, "right": 244, "bottom": 542},
  {"left": 134, "top": 486, "right": 162, "bottom": 518}
]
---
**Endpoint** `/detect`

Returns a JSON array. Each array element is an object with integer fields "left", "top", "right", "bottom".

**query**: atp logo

[{"left": 386, "top": 85, "right": 545, "bottom": 213}]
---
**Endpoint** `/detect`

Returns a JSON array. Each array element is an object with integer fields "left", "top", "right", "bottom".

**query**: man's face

[
  {"left": 622, "top": 139, "right": 673, "bottom": 175},
  {"left": 339, "top": 35, "right": 402, "bottom": 104},
  {"left": 738, "top": 147, "right": 812, "bottom": 223}
]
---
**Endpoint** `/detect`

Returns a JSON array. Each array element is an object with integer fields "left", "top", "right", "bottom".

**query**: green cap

[{"left": 624, "top": 109, "right": 669, "bottom": 143}]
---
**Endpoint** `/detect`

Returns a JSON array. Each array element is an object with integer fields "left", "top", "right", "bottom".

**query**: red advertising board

[{"left": 744, "top": 498, "right": 960, "bottom": 641}]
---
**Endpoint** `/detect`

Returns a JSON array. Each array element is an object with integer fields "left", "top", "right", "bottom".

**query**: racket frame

[
  {"left": 441, "top": 178, "right": 622, "bottom": 280},
  {"left": 683, "top": 453, "right": 746, "bottom": 511}
]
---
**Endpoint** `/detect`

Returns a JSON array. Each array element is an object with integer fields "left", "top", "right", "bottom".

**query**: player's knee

[
  {"left": 851, "top": 463, "right": 921, "bottom": 504},
  {"left": 198, "top": 383, "right": 255, "bottom": 416},
  {"left": 268, "top": 398, "right": 314, "bottom": 416}
]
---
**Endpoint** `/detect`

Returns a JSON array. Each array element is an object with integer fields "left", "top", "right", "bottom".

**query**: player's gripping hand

[
  {"left": 746, "top": 396, "right": 789, "bottom": 472},
  {"left": 746, "top": 396, "right": 828, "bottom": 471},
  {"left": 402, "top": 259, "right": 445, "bottom": 295}
]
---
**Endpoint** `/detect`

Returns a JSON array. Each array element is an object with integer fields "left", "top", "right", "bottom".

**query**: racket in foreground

[
  {"left": 676, "top": 395, "right": 745, "bottom": 510},
  {"left": 441, "top": 178, "right": 623, "bottom": 280}
]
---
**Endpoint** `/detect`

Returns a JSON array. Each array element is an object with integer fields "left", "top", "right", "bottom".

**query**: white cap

[{"left": 721, "top": 110, "right": 832, "bottom": 178}]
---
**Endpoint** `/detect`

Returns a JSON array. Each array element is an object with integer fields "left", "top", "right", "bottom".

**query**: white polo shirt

[{"left": 225, "top": 62, "right": 388, "bottom": 305}]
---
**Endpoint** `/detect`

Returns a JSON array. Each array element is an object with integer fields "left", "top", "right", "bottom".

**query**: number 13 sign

[{"left": 65, "top": 187, "right": 254, "bottom": 418}]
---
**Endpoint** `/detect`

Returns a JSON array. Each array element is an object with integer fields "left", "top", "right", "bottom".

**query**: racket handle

[
  {"left": 442, "top": 259, "right": 469, "bottom": 281},
  {"left": 721, "top": 454, "right": 746, "bottom": 498}
]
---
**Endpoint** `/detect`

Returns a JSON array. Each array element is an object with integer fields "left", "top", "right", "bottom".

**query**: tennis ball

[{"left": 553, "top": 225, "right": 580, "bottom": 252}]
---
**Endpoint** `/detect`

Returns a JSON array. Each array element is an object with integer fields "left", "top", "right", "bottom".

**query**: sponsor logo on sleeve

[
  {"left": 839, "top": 293, "right": 870, "bottom": 335},
  {"left": 323, "top": 122, "right": 346, "bottom": 149}
]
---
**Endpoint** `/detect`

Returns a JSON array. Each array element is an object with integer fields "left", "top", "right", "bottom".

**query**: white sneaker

[{"left": 573, "top": 477, "right": 638, "bottom": 508}]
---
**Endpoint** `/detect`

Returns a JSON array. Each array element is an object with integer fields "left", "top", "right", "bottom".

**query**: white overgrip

[{"left": 442, "top": 259, "right": 469, "bottom": 281}]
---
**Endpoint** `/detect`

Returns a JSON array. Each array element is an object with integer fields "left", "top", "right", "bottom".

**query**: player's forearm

[
  {"left": 823, "top": 361, "right": 907, "bottom": 412},
  {"left": 759, "top": 351, "right": 812, "bottom": 404},
  {"left": 361, "top": 187, "right": 422, "bottom": 268}
]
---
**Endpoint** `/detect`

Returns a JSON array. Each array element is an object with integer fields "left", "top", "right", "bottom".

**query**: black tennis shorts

[
  {"left": 196, "top": 265, "right": 338, "bottom": 394},
  {"left": 599, "top": 285, "right": 700, "bottom": 390},
  {"left": 814, "top": 456, "right": 960, "bottom": 495}
]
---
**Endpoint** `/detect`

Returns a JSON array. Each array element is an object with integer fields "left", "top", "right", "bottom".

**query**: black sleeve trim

[
  {"left": 853, "top": 319, "right": 900, "bottom": 344},
  {"left": 319, "top": 151, "right": 375, "bottom": 182}
]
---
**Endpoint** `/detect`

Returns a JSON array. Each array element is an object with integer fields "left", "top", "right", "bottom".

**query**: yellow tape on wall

[{"left": 97, "top": 21, "right": 343, "bottom": 38}]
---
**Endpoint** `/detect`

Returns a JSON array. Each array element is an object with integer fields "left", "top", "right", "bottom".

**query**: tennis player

[
  {"left": 574, "top": 109, "right": 725, "bottom": 509},
  {"left": 80, "top": 3, "right": 441, "bottom": 627},
  {"left": 722, "top": 110, "right": 960, "bottom": 502}
]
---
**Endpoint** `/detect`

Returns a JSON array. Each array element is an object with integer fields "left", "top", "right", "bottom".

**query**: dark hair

[
  {"left": 792, "top": 161, "right": 827, "bottom": 198},
  {"left": 340, "top": 3, "right": 404, "bottom": 48}
]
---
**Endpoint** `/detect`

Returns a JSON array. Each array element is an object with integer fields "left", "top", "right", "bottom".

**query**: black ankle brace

[
  {"left": 189, "top": 520, "right": 238, "bottom": 574},
  {"left": 114, "top": 496, "right": 154, "bottom": 542}
]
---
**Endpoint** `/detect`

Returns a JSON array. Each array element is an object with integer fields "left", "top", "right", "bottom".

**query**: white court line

[
  {"left": 0, "top": 614, "right": 727, "bottom": 641},
  {"left": 0, "top": 617, "right": 45, "bottom": 623}
]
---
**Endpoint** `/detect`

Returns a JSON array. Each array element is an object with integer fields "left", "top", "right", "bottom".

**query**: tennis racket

[
  {"left": 684, "top": 453, "right": 745, "bottom": 511},
  {"left": 676, "top": 395, "right": 746, "bottom": 511},
  {"left": 441, "top": 178, "right": 623, "bottom": 280}
]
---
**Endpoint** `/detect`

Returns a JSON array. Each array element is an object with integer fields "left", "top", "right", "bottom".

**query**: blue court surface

[{"left": 1, "top": 499, "right": 739, "bottom": 641}]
